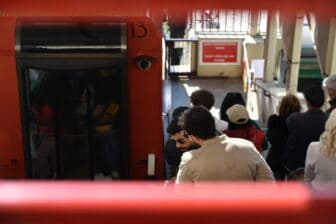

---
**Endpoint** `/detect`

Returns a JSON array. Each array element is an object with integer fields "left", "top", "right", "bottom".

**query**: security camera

[
  {"left": 134, "top": 55, "right": 156, "bottom": 71},
  {"left": 137, "top": 59, "right": 152, "bottom": 71}
]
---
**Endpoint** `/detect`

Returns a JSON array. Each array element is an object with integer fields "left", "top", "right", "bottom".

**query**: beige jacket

[{"left": 176, "top": 135, "right": 274, "bottom": 183}]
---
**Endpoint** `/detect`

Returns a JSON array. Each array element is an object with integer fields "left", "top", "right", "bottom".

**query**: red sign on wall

[{"left": 201, "top": 41, "right": 240, "bottom": 64}]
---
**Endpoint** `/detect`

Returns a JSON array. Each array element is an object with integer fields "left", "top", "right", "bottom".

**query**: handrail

[
  {"left": 242, "top": 38, "right": 284, "bottom": 100},
  {"left": 251, "top": 79, "right": 282, "bottom": 99},
  {"left": 242, "top": 40, "right": 251, "bottom": 92}
]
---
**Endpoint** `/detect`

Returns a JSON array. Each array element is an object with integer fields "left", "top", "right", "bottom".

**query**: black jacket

[
  {"left": 283, "top": 109, "right": 326, "bottom": 171},
  {"left": 164, "top": 139, "right": 183, "bottom": 179},
  {"left": 266, "top": 115, "right": 288, "bottom": 175}
]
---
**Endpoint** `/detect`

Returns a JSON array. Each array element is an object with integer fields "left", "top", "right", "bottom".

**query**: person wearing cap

[
  {"left": 175, "top": 106, "right": 274, "bottom": 183},
  {"left": 219, "top": 92, "right": 268, "bottom": 150},
  {"left": 224, "top": 104, "right": 266, "bottom": 152},
  {"left": 325, "top": 74, "right": 336, "bottom": 118}
]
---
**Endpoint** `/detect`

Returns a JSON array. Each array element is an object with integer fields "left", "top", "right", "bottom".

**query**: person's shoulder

[
  {"left": 325, "top": 108, "right": 332, "bottom": 117},
  {"left": 179, "top": 149, "right": 200, "bottom": 168},
  {"left": 267, "top": 114, "right": 281, "bottom": 125},
  {"left": 308, "top": 141, "right": 321, "bottom": 152},
  {"left": 307, "top": 141, "right": 321, "bottom": 159},
  {"left": 249, "top": 119, "right": 262, "bottom": 129},
  {"left": 180, "top": 149, "right": 198, "bottom": 162},
  {"left": 216, "top": 117, "right": 227, "bottom": 125},
  {"left": 288, "top": 111, "right": 300, "bottom": 119},
  {"left": 164, "top": 139, "right": 177, "bottom": 150},
  {"left": 286, "top": 111, "right": 301, "bottom": 124},
  {"left": 214, "top": 118, "right": 228, "bottom": 132},
  {"left": 224, "top": 135, "right": 256, "bottom": 149},
  {"left": 268, "top": 114, "right": 280, "bottom": 122}
]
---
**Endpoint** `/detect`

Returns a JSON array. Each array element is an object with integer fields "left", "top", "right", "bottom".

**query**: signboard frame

[{"left": 199, "top": 40, "right": 241, "bottom": 65}]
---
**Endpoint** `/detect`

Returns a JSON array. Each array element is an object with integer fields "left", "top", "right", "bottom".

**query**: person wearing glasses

[
  {"left": 175, "top": 106, "right": 274, "bottom": 183},
  {"left": 164, "top": 107, "right": 199, "bottom": 180}
]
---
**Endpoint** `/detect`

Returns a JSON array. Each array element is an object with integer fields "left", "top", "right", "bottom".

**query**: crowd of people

[{"left": 164, "top": 74, "right": 336, "bottom": 189}]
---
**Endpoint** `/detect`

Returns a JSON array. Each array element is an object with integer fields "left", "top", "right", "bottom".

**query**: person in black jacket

[
  {"left": 283, "top": 86, "right": 327, "bottom": 174},
  {"left": 266, "top": 94, "right": 301, "bottom": 180}
]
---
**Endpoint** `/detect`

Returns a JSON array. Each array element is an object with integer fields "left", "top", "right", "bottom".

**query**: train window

[{"left": 19, "top": 23, "right": 124, "bottom": 53}]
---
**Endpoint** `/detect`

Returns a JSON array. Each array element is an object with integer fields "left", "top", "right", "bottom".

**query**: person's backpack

[{"left": 224, "top": 125, "right": 265, "bottom": 152}]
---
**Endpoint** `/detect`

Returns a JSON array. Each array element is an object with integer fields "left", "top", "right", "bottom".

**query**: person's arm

[
  {"left": 250, "top": 119, "right": 268, "bottom": 151},
  {"left": 304, "top": 143, "right": 317, "bottom": 184},
  {"left": 261, "top": 135, "right": 269, "bottom": 151},
  {"left": 251, "top": 144, "right": 274, "bottom": 181},
  {"left": 164, "top": 139, "right": 182, "bottom": 179},
  {"left": 255, "top": 153, "right": 275, "bottom": 181},
  {"left": 92, "top": 104, "right": 107, "bottom": 120},
  {"left": 282, "top": 113, "right": 297, "bottom": 170},
  {"left": 175, "top": 151, "right": 194, "bottom": 184},
  {"left": 266, "top": 115, "right": 283, "bottom": 146}
]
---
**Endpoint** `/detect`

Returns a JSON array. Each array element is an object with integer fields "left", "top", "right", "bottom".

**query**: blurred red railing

[{"left": 0, "top": 181, "right": 335, "bottom": 224}]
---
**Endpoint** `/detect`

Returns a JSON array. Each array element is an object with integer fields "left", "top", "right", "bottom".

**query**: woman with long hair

[{"left": 266, "top": 94, "right": 301, "bottom": 180}]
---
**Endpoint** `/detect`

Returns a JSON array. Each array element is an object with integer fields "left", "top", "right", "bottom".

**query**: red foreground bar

[
  {"left": 0, "top": 181, "right": 335, "bottom": 224},
  {"left": 0, "top": 0, "right": 336, "bottom": 17}
]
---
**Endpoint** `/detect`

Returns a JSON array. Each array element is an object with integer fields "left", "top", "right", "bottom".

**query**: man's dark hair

[
  {"left": 190, "top": 89, "right": 214, "bottom": 110},
  {"left": 172, "top": 106, "right": 189, "bottom": 119},
  {"left": 303, "top": 86, "right": 325, "bottom": 108},
  {"left": 167, "top": 106, "right": 189, "bottom": 135},
  {"left": 179, "top": 106, "right": 216, "bottom": 140},
  {"left": 167, "top": 118, "right": 181, "bottom": 135}
]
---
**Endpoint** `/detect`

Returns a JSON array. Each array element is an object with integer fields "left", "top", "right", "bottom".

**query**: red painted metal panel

[
  {"left": 0, "top": 18, "right": 25, "bottom": 178},
  {"left": 127, "top": 17, "right": 163, "bottom": 179},
  {"left": 0, "top": 1, "right": 163, "bottom": 179},
  {"left": 0, "top": 182, "right": 335, "bottom": 224},
  {"left": 0, "top": 0, "right": 335, "bottom": 18}
]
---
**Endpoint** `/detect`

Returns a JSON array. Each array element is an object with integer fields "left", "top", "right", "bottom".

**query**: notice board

[{"left": 199, "top": 40, "right": 241, "bottom": 65}]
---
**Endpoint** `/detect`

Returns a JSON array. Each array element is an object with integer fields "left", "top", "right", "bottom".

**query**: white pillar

[
  {"left": 286, "top": 13, "right": 304, "bottom": 93},
  {"left": 263, "top": 11, "right": 278, "bottom": 83},
  {"left": 249, "top": 11, "right": 259, "bottom": 36},
  {"left": 326, "top": 17, "right": 336, "bottom": 75}
]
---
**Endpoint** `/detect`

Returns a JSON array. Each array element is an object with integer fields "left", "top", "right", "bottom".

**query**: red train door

[
  {"left": 0, "top": 17, "right": 164, "bottom": 180},
  {"left": 15, "top": 20, "right": 128, "bottom": 179}
]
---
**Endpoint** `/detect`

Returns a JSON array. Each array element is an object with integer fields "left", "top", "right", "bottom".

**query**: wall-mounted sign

[{"left": 199, "top": 40, "right": 241, "bottom": 65}]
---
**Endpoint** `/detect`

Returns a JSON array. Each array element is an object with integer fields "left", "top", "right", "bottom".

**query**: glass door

[{"left": 22, "top": 65, "right": 126, "bottom": 179}]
